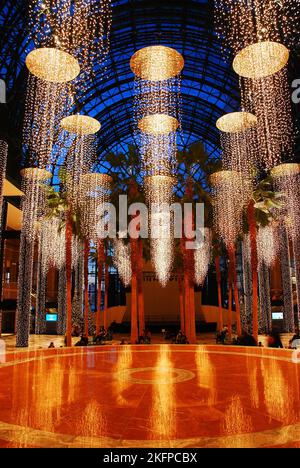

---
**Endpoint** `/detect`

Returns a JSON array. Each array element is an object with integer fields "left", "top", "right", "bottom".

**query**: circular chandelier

[
  {"left": 270, "top": 163, "right": 300, "bottom": 179},
  {"left": 233, "top": 41, "right": 289, "bottom": 79},
  {"left": 61, "top": 115, "right": 101, "bottom": 135},
  {"left": 130, "top": 45, "right": 184, "bottom": 81},
  {"left": 216, "top": 112, "right": 257, "bottom": 133},
  {"left": 20, "top": 167, "right": 52, "bottom": 182},
  {"left": 144, "top": 174, "right": 176, "bottom": 205},
  {"left": 138, "top": 114, "right": 179, "bottom": 135},
  {"left": 26, "top": 48, "right": 80, "bottom": 83}
]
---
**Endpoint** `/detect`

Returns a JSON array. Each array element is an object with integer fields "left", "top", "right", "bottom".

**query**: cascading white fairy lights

[
  {"left": 210, "top": 170, "right": 249, "bottom": 250},
  {"left": 23, "top": 74, "right": 72, "bottom": 170},
  {"left": 241, "top": 234, "right": 252, "bottom": 333},
  {"left": 79, "top": 172, "right": 112, "bottom": 243},
  {"left": 39, "top": 218, "right": 66, "bottom": 274},
  {"left": 278, "top": 224, "right": 295, "bottom": 332},
  {"left": 214, "top": 0, "right": 298, "bottom": 68},
  {"left": 194, "top": 228, "right": 211, "bottom": 286},
  {"left": 61, "top": 115, "right": 100, "bottom": 206},
  {"left": 257, "top": 224, "right": 279, "bottom": 268},
  {"left": 113, "top": 240, "right": 132, "bottom": 287},
  {"left": 215, "top": 1, "right": 296, "bottom": 171},
  {"left": 256, "top": 225, "right": 278, "bottom": 333},
  {"left": 130, "top": 46, "right": 183, "bottom": 178},
  {"left": 27, "top": 0, "right": 112, "bottom": 86},
  {"left": 0, "top": 141, "right": 8, "bottom": 232},
  {"left": 16, "top": 168, "right": 51, "bottom": 347},
  {"left": 130, "top": 46, "right": 183, "bottom": 286},
  {"left": 216, "top": 112, "right": 257, "bottom": 180},
  {"left": 271, "top": 164, "right": 300, "bottom": 241},
  {"left": 240, "top": 69, "right": 294, "bottom": 170},
  {"left": 271, "top": 163, "right": 300, "bottom": 326},
  {"left": 144, "top": 175, "right": 175, "bottom": 286}
]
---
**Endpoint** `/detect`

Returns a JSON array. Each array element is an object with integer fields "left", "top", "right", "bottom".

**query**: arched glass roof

[{"left": 0, "top": 0, "right": 241, "bottom": 188}]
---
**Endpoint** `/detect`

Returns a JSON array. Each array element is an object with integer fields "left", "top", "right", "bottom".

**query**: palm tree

[
  {"left": 243, "top": 176, "right": 283, "bottom": 342},
  {"left": 177, "top": 142, "right": 221, "bottom": 343},
  {"left": 104, "top": 145, "right": 147, "bottom": 343},
  {"left": 44, "top": 169, "right": 82, "bottom": 347}
]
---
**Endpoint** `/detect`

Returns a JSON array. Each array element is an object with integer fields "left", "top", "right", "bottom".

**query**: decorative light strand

[
  {"left": 241, "top": 234, "right": 252, "bottom": 334},
  {"left": 28, "top": 0, "right": 112, "bottom": 85},
  {"left": 216, "top": 112, "right": 257, "bottom": 182},
  {"left": 278, "top": 224, "right": 295, "bottom": 333},
  {"left": 61, "top": 116, "right": 100, "bottom": 207},
  {"left": 214, "top": 0, "right": 298, "bottom": 62},
  {"left": 257, "top": 224, "right": 279, "bottom": 268},
  {"left": 113, "top": 239, "right": 132, "bottom": 287},
  {"left": 240, "top": 68, "right": 294, "bottom": 170},
  {"left": 23, "top": 74, "right": 71, "bottom": 170},
  {"left": 194, "top": 229, "right": 211, "bottom": 286},
  {"left": 144, "top": 175, "right": 175, "bottom": 286},
  {"left": 271, "top": 163, "right": 300, "bottom": 241},
  {"left": 210, "top": 170, "right": 248, "bottom": 249},
  {"left": 79, "top": 172, "right": 112, "bottom": 243},
  {"left": 16, "top": 168, "right": 51, "bottom": 347}
]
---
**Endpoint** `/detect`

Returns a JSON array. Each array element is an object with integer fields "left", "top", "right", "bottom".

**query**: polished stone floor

[{"left": 0, "top": 344, "right": 299, "bottom": 448}]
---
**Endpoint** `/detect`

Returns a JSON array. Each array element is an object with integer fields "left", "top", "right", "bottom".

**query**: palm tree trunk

[
  {"left": 189, "top": 279, "right": 196, "bottom": 343},
  {"left": 215, "top": 256, "right": 223, "bottom": 331},
  {"left": 104, "top": 263, "right": 109, "bottom": 330},
  {"left": 96, "top": 240, "right": 104, "bottom": 334},
  {"left": 229, "top": 246, "right": 242, "bottom": 336},
  {"left": 137, "top": 239, "right": 145, "bottom": 335},
  {"left": 178, "top": 275, "right": 185, "bottom": 333},
  {"left": 65, "top": 211, "right": 73, "bottom": 347},
  {"left": 84, "top": 239, "right": 89, "bottom": 337},
  {"left": 183, "top": 269, "right": 190, "bottom": 341},
  {"left": 248, "top": 200, "right": 258, "bottom": 343}
]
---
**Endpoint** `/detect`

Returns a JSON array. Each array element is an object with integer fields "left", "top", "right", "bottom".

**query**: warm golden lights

[
  {"left": 233, "top": 41, "right": 289, "bottom": 79},
  {"left": 138, "top": 114, "right": 179, "bottom": 135},
  {"left": 216, "top": 112, "right": 257, "bottom": 133},
  {"left": 130, "top": 45, "right": 184, "bottom": 81},
  {"left": 61, "top": 115, "right": 101, "bottom": 135},
  {"left": 26, "top": 48, "right": 80, "bottom": 83}
]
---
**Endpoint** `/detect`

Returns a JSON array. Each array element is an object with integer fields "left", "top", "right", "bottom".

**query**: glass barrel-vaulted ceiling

[{"left": 0, "top": 0, "right": 241, "bottom": 190}]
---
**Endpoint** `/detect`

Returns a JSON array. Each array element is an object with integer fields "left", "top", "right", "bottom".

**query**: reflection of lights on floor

[
  {"left": 0, "top": 346, "right": 299, "bottom": 448},
  {"left": 115, "top": 366, "right": 195, "bottom": 385}
]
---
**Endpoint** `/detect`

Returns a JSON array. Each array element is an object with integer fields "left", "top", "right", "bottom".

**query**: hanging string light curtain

[
  {"left": 60, "top": 115, "right": 100, "bottom": 206},
  {"left": 216, "top": 112, "right": 257, "bottom": 180},
  {"left": 79, "top": 172, "right": 112, "bottom": 242},
  {"left": 23, "top": 75, "right": 72, "bottom": 170},
  {"left": 214, "top": 0, "right": 298, "bottom": 71},
  {"left": 27, "top": 0, "right": 112, "bottom": 86},
  {"left": 39, "top": 218, "right": 66, "bottom": 274},
  {"left": 194, "top": 228, "right": 211, "bottom": 286},
  {"left": 271, "top": 164, "right": 300, "bottom": 241},
  {"left": 215, "top": 1, "right": 296, "bottom": 170},
  {"left": 16, "top": 168, "right": 51, "bottom": 347},
  {"left": 210, "top": 170, "right": 248, "bottom": 250},
  {"left": 130, "top": 46, "right": 184, "bottom": 177},
  {"left": 239, "top": 69, "right": 294, "bottom": 170},
  {"left": 271, "top": 163, "right": 300, "bottom": 326},
  {"left": 144, "top": 175, "right": 176, "bottom": 286},
  {"left": 20, "top": 168, "right": 52, "bottom": 243},
  {"left": 113, "top": 239, "right": 132, "bottom": 287},
  {"left": 256, "top": 224, "right": 279, "bottom": 268}
]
